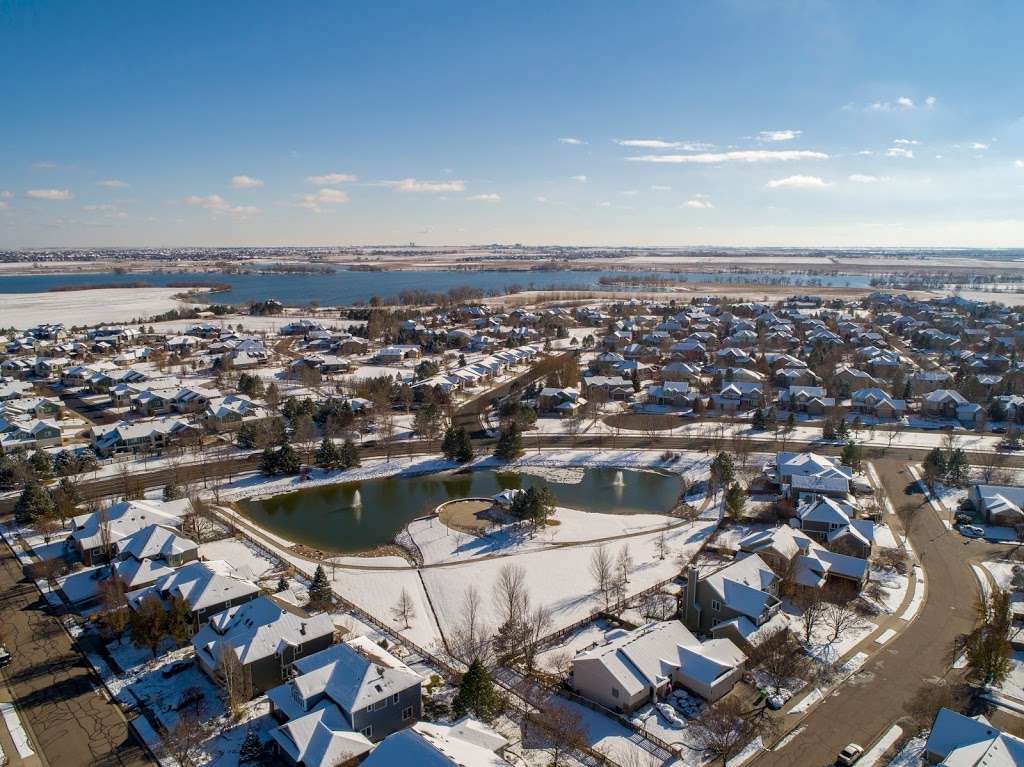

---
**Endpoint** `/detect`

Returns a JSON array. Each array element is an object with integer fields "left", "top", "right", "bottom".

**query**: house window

[
  {"left": 374, "top": 699, "right": 387, "bottom": 711},
  {"left": 361, "top": 725, "right": 372, "bottom": 738},
  {"left": 402, "top": 706, "right": 414, "bottom": 721},
  {"left": 391, "top": 693, "right": 400, "bottom": 704},
  {"left": 611, "top": 687, "right": 619, "bottom": 698},
  {"left": 711, "top": 600, "right": 721, "bottom": 612}
]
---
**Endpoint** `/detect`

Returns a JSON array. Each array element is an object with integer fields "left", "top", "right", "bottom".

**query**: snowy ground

[
  {"left": 420, "top": 518, "right": 715, "bottom": 651},
  {"left": 0, "top": 287, "right": 188, "bottom": 328}
]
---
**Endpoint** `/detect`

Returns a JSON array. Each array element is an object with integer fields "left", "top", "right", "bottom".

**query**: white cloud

[
  {"left": 597, "top": 201, "right": 612, "bottom": 208},
  {"left": 83, "top": 204, "right": 127, "bottom": 219},
  {"left": 558, "top": 137, "right": 585, "bottom": 145},
  {"left": 757, "top": 130, "right": 801, "bottom": 142},
  {"left": 629, "top": 150, "right": 828, "bottom": 164},
  {"left": 650, "top": 185, "right": 672, "bottom": 192},
  {"left": 97, "top": 179, "right": 129, "bottom": 188},
  {"left": 892, "top": 138, "right": 919, "bottom": 145},
  {"left": 682, "top": 198, "right": 714, "bottom": 209},
  {"left": 1, "top": 191, "right": 12, "bottom": 198},
  {"left": 0, "top": 201, "right": 8, "bottom": 210},
  {"left": 570, "top": 175, "right": 588, "bottom": 183},
  {"left": 925, "top": 96, "right": 937, "bottom": 108},
  {"left": 466, "top": 193, "right": 501, "bottom": 203},
  {"left": 1016, "top": 159, "right": 1024, "bottom": 169},
  {"left": 230, "top": 175, "right": 264, "bottom": 189},
  {"left": 766, "top": 175, "right": 830, "bottom": 189},
  {"left": 886, "top": 147, "right": 915, "bottom": 158},
  {"left": 848, "top": 174, "right": 890, "bottom": 184},
  {"left": 620, "top": 189, "right": 639, "bottom": 197},
  {"left": 296, "top": 188, "right": 351, "bottom": 212},
  {"left": 33, "top": 160, "right": 58, "bottom": 169},
  {"left": 535, "top": 196, "right": 549, "bottom": 203},
  {"left": 970, "top": 142, "right": 989, "bottom": 150},
  {"left": 307, "top": 172, "right": 357, "bottom": 186},
  {"left": 383, "top": 178, "right": 465, "bottom": 193},
  {"left": 184, "top": 194, "right": 259, "bottom": 215},
  {"left": 865, "top": 97, "right": 918, "bottom": 113},
  {"left": 856, "top": 150, "right": 875, "bottom": 156},
  {"left": 614, "top": 139, "right": 714, "bottom": 150},
  {"left": 26, "top": 188, "right": 73, "bottom": 200}
]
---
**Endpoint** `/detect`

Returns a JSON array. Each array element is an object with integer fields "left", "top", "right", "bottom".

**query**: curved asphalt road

[{"left": 751, "top": 458, "right": 1006, "bottom": 767}]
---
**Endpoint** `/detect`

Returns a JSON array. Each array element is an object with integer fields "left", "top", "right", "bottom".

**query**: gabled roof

[
  {"left": 193, "top": 595, "right": 334, "bottom": 667},
  {"left": 927, "top": 708, "right": 1024, "bottom": 767},
  {"left": 270, "top": 705, "right": 373, "bottom": 767},
  {"left": 285, "top": 637, "right": 423, "bottom": 716}
]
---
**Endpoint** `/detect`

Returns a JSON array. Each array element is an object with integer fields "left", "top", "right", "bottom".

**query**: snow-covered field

[
  {"left": 0, "top": 287, "right": 188, "bottom": 328},
  {"left": 419, "top": 518, "right": 715, "bottom": 650}
]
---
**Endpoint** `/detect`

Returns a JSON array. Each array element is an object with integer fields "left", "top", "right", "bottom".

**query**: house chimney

[
  {"left": 300, "top": 622, "right": 307, "bottom": 636},
  {"left": 684, "top": 567, "right": 700, "bottom": 628}
]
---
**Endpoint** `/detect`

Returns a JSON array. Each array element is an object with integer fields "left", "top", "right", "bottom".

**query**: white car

[
  {"left": 0, "top": 645, "right": 10, "bottom": 668},
  {"left": 837, "top": 744, "right": 864, "bottom": 766},
  {"left": 959, "top": 525, "right": 985, "bottom": 538}
]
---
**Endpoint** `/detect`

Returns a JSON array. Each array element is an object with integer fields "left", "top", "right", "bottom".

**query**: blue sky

[{"left": 2, "top": 1, "right": 1023, "bottom": 248}]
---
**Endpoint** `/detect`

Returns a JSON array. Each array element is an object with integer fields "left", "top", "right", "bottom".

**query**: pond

[
  {"left": 0, "top": 268, "right": 874, "bottom": 306},
  {"left": 236, "top": 467, "right": 682, "bottom": 553}
]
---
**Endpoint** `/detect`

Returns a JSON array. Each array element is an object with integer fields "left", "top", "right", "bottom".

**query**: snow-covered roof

[
  {"left": 270, "top": 705, "right": 373, "bottom": 767},
  {"left": 193, "top": 595, "right": 334, "bottom": 668},
  {"left": 926, "top": 708, "right": 1024, "bottom": 767}
]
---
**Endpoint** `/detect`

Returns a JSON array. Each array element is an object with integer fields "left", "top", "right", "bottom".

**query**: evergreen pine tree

[
  {"left": 14, "top": 481, "right": 55, "bottom": 525},
  {"left": 307, "top": 565, "right": 332, "bottom": 611},
  {"left": 339, "top": 438, "right": 361, "bottom": 468},
  {"left": 724, "top": 482, "right": 746, "bottom": 519},
  {"left": 494, "top": 423, "right": 523, "bottom": 461},
  {"left": 238, "top": 728, "right": 262, "bottom": 764},
  {"left": 451, "top": 658, "right": 500, "bottom": 722},
  {"left": 276, "top": 444, "right": 301, "bottom": 475},
  {"left": 841, "top": 440, "right": 863, "bottom": 471},
  {"left": 259, "top": 446, "right": 279, "bottom": 476},
  {"left": 315, "top": 437, "right": 340, "bottom": 469}
]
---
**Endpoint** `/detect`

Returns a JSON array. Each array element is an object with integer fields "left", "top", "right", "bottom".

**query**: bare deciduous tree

[
  {"left": 219, "top": 642, "right": 253, "bottom": 718},
  {"left": 449, "top": 585, "right": 492, "bottom": 666},
  {"left": 822, "top": 601, "right": 866, "bottom": 644},
  {"left": 160, "top": 711, "right": 208, "bottom": 767},
  {"left": 589, "top": 546, "right": 614, "bottom": 608},
  {"left": 391, "top": 587, "right": 416, "bottom": 629},
  {"left": 690, "top": 697, "right": 761, "bottom": 765},
  {"left": 528, "top": 701, "right": 588, "bottom": 767}
]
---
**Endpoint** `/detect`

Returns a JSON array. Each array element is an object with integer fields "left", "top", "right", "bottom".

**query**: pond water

[
  {"left": 0, "top": 268, "right": 874, "bottom": 306},
  {"left": 237, "top": 467, "right": 682, "bottom": 553}
]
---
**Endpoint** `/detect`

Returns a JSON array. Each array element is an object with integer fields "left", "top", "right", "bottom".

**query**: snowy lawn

[
  {"left": 409, "top": 505, "right": 679, "bottom": 566},
  {"left": 421, "top": 519, "right": 716, "bottom": 651}
]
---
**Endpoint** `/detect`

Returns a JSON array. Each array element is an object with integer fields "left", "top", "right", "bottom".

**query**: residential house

[
  {"left": 792, "top": 496, "right": 874, "bottom": 558},
  {"left": 69, "top": 498, "right": 190, "bottom": 565},
  {"left": 361, "top": 720, "right": 509, "bottom": 767},
  {"left": 90, "top": 417, "right": 195, "bottom": 457},
  {"left": 968, "top": 484, "right": 1024, "bottom": 527},
  {"left": 569, "top": 620, "right": 745, "bottom": 711},
  {"left": 849, "top": 388, "right": 906, "bottom": 419},
  {"left": 267, "top": 637, "right": 423, "bottom": 745},
  {"left": 683, "top": 555, "right": 782, "bottom": 639},
  {"left": 129, "top": 560, "right": 262, "bottom": 628},
  {"left": 778, "top": 385, "right": 834, "bottom": 415},
  {"left": 193, "top": 595, "right": 335, "bottom": 694},
  {"left": 924, "top": 708, "right": 1024, "bottom": 766}
]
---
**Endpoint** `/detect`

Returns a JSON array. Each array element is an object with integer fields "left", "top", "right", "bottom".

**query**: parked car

[
  {"left": 959, "top": 525, "right": 985, "bottom": 538},
  {"left": 837, "top": 744, "right": 864, "bottom": 766},
  {"left": 0, "top": 645, "right": 11, "bottom": 667},
  {"left": 954, "top": 512, "right": 974, "bottom": 525}
]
